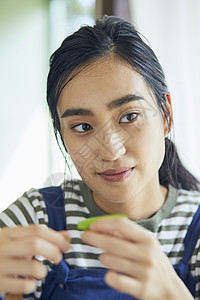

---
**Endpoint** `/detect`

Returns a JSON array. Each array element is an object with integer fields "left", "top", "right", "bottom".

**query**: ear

[{"left": 163, "top": 93, "right": 173, "bottom": 137}]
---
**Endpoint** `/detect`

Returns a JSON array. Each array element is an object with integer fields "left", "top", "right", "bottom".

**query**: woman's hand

[
  {"left": 0, "top": 225, "right": 70, "bottom": 295},
  {"left": 5, "top": 294, "right": 22, "bottom": 300},
  {"left": 81, "top": 217, "right": 193, "bottom": 300}
]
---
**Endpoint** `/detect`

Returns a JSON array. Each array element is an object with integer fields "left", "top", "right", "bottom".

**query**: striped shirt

[{"left": 0, "top": 180, "right": 200, "bottom": 299}]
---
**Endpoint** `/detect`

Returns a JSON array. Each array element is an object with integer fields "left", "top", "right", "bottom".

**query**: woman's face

[{"left": 57, "top": 58, "right": 169, "bottom": 216}]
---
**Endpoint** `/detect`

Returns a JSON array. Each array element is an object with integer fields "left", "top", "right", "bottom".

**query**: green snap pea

[{"left": 77, "top": 214, "right": 128, "bottom": 230}]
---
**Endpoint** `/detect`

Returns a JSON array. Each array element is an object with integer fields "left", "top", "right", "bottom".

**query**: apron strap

[
  {"left": 183, "top": 205, "right": 200, "bottom": 261},
  {"left": 39, "top": 186, "right": 66, "bottom": 231},
  {"left": 174, "top": 204, "right": 200, "bottom": 297},
  {"left": 39, "top": 186, "right": 69, "bottom": 300}
]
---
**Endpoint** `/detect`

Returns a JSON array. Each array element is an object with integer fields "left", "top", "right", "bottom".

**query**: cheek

[
  {"left": 63, "top": 135, "right": 95, "bottom": 174},
  {"left": 129, "top": 117, "right": 165, "bottom": 166},
  {"left": 61, "top": 131, "right": 79, "bottom": 161},
  {"left": 144, "top": 123, "right": 165, "bottom": 169}
]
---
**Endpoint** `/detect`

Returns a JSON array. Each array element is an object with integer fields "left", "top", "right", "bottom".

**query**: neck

[{"left": 93, "top": 181, "right": 168, "bottom": 221}]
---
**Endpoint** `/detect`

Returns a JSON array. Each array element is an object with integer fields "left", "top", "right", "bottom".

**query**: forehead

[{"left": 58, "top": 58, "right": 154, "bottom": 111}]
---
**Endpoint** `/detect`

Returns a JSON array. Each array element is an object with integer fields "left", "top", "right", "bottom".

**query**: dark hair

[{"left": 47, "top": 15, "right": 200, "bottom": 191}]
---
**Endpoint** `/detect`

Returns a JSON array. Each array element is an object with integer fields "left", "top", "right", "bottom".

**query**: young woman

[{"left": 0, "top": 15, "right": 199, "bottom": 300}]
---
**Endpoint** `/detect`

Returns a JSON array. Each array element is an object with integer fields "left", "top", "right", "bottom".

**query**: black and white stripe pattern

[{"left": 0, "top": 181, "right": 200, "bottom": 299}]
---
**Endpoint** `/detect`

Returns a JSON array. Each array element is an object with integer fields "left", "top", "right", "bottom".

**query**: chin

[{"left": 102, "top": 187, "right": 131, "bottom": 202}]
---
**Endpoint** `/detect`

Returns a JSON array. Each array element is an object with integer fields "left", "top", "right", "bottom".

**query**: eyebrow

[
  {"left": 61, "top": 94, "right": 145, "bottom": 118},
  {"left": 108, "top": 94, "right": 144, "bottom": 109}
]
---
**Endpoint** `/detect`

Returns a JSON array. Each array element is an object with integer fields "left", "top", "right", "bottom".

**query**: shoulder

[
  {"left": 0, "top": 187, "right": 46, "bottom": 228},
  {"left": 173, "top": 187, "right": 200, "bottom": 215},
  {"left": 156, "top": 186, "right": 200, "bottom": 245},
  {"left": 162, "top": 186, "right": 200, "bottom": 229},
  {"left": 176, "top": 187, "right": 200, "bottom": 203},
  {"left": 0, "top": 180, "right": 85, "bottom": 229}
]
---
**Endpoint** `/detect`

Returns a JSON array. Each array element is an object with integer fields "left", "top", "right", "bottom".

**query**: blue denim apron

[{"left": 38, "top": 186, "right": 199, "bottom": 299}]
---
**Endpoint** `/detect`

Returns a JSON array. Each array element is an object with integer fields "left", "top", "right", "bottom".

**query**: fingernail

[
  {"left": 55, "top": 253, "right": 62, "bottom": 264},
  {"left": 89, "top": 223, "right": 95, "bottom": 230},
  {"left": 64, "top": 236, "right": 71, "bottom": 243},
  {"left": 62, "top": 242, "right": 70, "bottom": 252},
  {"left": 80, "top": 231, "right": 88, "bottom": 241},
  {"left": 60, "top": 231, "right": 71, "bottom": 241},
  {"left": 80, "top": 231, "right": 85, "bottom": 238}
]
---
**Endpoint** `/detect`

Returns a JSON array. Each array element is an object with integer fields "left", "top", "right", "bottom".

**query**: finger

[
  {"left": 104, "top": 270, "right": 141, "bottom": 299},
  {"left": 0, "top": 237, "right": 64, "bottom": 264},
  {"left": 0, "top": 259, "right": 47, "bottom": 280},
  {"left": 2, "top": 225, "right": 69, "bottom": 252},
  {"left": 90, "top": 217, "right": 153, "bottom": 243},
  {"left": 1, "top": 226, "right": 70, "bottom": 257},
  {"left": 99, "top": 253, "right": 144, "bottom": 280},
  {"left": 1, "top": 225, "right": 47, "bottom": 240},
  {"left": 81, "top": 231, "right": 148, "bottom": 262},
  {"left": 0, "top": 277, "right": 36, "bottom": 294},
  {"left": 59, "top": 230, "right": 71, "bottom": 243},
  {"left": 4, "top": 294, "right": 23, "bottom": 300}
]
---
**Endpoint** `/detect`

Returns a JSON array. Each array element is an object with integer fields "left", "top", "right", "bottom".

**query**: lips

[{"left": 97, "top": 167, "right": 134, "bottom": 183}]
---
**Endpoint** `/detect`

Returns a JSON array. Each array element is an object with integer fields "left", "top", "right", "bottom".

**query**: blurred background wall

[{"left": 0, "top": 0, "right": 199, "bottom": 211}]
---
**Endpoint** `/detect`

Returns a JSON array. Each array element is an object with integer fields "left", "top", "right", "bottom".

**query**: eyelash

[
  {"left": 71, "top": 112, "right": 139, "bottom": 133},
  {"left": 71, "top": 123, "right": 93, "bottom": 133},
  {"left": 119, "top": 112, "right": 139, "bottom": 123}
]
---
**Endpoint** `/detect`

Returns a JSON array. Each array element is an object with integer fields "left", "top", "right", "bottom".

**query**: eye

[
  {"left": 120, "top": 112, "right": 138, "bottom": 123},
  {"left": 72, "top": 123, "right": 93, "bottom": 133}
]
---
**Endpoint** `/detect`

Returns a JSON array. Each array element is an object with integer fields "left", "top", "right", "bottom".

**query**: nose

[{"left": 95, "top": 127, "right": 126, "bottom": 161}]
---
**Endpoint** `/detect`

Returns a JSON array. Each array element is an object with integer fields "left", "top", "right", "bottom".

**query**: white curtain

[{"left": 129, "top": 0, "right": 200, "bottom": 180}]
